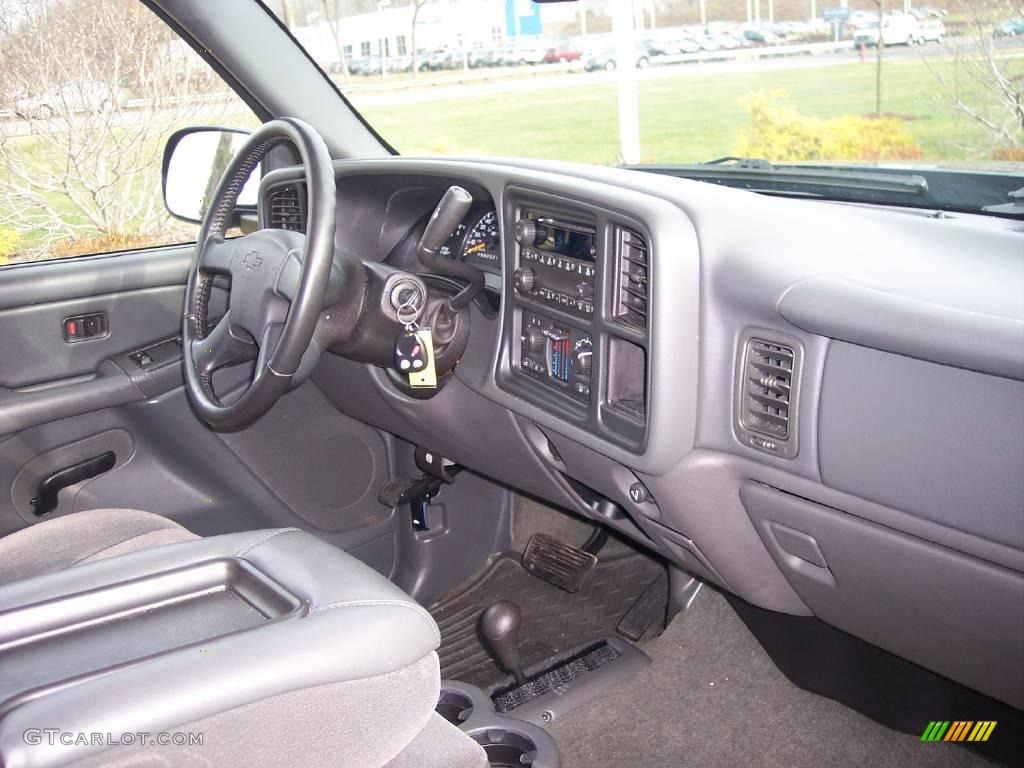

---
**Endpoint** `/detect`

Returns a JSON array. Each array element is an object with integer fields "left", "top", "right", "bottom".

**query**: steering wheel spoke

[
  {"left": 255, "top": 323, "right": 285, "bottom": 374},
  {"left": 191, "top": 313, "right": 257, "bottom": 376},
  {"left": 198, "top": 236, "right": 236, "bottom": 274}
]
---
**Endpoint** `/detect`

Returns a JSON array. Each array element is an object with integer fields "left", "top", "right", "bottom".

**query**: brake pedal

[{"left": 522, "top": 533, "right": 597, "bottom": 593}]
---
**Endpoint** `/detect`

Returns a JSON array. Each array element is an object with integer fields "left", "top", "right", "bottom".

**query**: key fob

[{"left": 395, "top": 329, "right": 429, "bottom": 373}]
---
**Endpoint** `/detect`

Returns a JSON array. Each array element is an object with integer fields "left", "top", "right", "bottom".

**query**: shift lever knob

[
  {"left": 419, "top": 185, "right": 473, "bottom": 255},
  {"left": 480, "top": 600, "right": 526, "bottom": 686}
]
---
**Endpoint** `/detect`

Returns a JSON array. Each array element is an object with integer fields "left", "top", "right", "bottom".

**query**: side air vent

[
  {"left": 267, "top": 184, "right": 305, "bottom": 232},
  {"left": 735, "top": 331, "right": 802, "bottom": 458},
  {"left": 614, "top": 228, "right": 648, "bottom": 331}
]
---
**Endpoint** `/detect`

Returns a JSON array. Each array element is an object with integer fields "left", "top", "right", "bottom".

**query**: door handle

[{"left": 30, "top": 450, "right": 116, "bottom": 517}]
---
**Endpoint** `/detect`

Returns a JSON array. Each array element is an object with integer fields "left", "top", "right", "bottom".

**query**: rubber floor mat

[{"left": 429, "top": 551, "right": 666, "bottom": 689}]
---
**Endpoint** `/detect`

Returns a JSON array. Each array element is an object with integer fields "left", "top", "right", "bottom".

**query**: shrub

[
  {"left": 50, "top": 231, "right": 164, "bottom": 259},
  {"left": 992, "top": 146, "right": 1024, "bottom": 162},
  {"left": 0, "top": 227, "right": 20, "bottom": 265},
  {"left": 735, "top": 91, "right": 923, "bottom": 163}
]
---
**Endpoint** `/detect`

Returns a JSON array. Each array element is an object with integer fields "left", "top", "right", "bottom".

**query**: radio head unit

[
  {"left": 513, "top": 211, "right": 598, "bottom": 317},
  {"left": 514, "top": 212, "right": 597, "bottom": 262}
]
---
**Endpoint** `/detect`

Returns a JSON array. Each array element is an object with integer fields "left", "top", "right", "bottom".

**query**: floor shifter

[{"left": 480, "top": 600, "right": 527, "bottom": 686}]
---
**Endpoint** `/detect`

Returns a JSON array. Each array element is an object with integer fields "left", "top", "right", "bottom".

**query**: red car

[{"left": 544, "top": 42, "right": 582, "bottom": 63}]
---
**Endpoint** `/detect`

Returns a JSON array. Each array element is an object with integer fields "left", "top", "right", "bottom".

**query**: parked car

[
  {"left": 389, "top": 55, "right": 413, "bottom": 73},
  {"left": 508, "top": 42, "right": 549, "bottom": 66},
  {"left": 584, "top": 43, "right": 653, "bottom": 72},
  {"left": 854, "top": 14, "right": 921, "bottom": 47},
  {"left": 14, "top": 80, "right": 128, "bottom": 119},
  {"left": 995, "top": 18, "right": 1024, "bottom": 36},
  {"left": 544, "top": 41, "right": 582, "bottom": 63},
  {"left": 916, "top": 19, "right": 945, "bottom": 44},
  {"left": 644, "top": 31, "right": 699, "bottom": 56},
  {"left": 468, "top": 48, "right": 495, "bottom": 68},
  {"left": 742, "top": 28, "right": 782, "bottom": 45}
]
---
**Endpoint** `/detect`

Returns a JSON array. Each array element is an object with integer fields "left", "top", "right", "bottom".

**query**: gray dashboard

[{"left": 280, "top": 156, "right": 1023, "bottom": 712}]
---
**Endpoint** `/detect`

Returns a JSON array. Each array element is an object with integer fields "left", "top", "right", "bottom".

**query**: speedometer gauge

[{"left": 461, "top": 210, "right": 500, "bottom": 270}]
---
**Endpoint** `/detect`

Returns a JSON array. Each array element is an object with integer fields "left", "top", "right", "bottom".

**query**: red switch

[{"left": 66, "top": 320, "right": 78, "bottom": 337}]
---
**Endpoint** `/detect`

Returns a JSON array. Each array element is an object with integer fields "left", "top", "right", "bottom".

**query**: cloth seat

[
  {"left": 0, "top": 508, "right": 198, "bottom": 586},
  {"left": 0, "top": 510, "right": 487, "bottom": 768}
]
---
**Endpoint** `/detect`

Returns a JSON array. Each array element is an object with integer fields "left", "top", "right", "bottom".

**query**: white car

[
  {"left": 14, "top": 81, "right": 128, "bottom": 119},
  {"left": 853, "top": 14, "right": 921, "bottom": 47},
  {"left": 916, "top": 19, "right": 945, "bottom": 44}
]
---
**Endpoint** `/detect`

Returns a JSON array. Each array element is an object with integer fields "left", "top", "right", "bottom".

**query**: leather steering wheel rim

[{"left": 182, "top": 118, "right": 336, "bottom": 429}]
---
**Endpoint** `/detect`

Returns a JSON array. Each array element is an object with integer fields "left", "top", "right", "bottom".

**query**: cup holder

[
  {"left": 436, "top": 689, "right": 474, "bottom": 726},
  {"left": 439, "top": 680, "right": 560, "bottom": 767},
  {"left": 468, "top": 728, "right": 537, "bottom": 768}
]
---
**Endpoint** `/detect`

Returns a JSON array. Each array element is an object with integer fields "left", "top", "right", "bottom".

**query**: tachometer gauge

[{"left": 461, "top": 210, "right": 500, "bottom": 269}]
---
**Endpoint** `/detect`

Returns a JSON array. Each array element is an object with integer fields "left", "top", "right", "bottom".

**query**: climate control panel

[{"left": 519, "top": 311, "right": 592, "bottom": 403}]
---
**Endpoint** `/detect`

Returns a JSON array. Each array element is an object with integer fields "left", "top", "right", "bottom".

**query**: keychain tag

[{"left": 408, "top": 329, "right": 437, "bottom": 389}]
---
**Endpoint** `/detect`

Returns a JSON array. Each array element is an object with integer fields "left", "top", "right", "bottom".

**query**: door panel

[
  {"left": 0, "top": 246, "right": 216, "bottom": 389},
  {"left": 0, "top": 246, "right": 403, "bottom": 579}
]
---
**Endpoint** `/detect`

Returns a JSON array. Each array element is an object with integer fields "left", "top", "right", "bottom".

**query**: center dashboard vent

[
  {"left": 613, "top": 228, "right": 649, "bottom": 331},
  {"left": 267, "top": 184, "right": 305, "bottom": 232},
  {"left": 736, "top": 332, "right": 802, "bottom": 459}
]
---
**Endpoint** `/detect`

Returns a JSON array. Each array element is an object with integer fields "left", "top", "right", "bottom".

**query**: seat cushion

[{"left": 0, "top": 508, "right": 197, "bottom": 586}]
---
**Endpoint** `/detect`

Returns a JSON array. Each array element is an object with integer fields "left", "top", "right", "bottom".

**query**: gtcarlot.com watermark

[{"left": 24, "top": 729, "right": 203, "bottom": 748}]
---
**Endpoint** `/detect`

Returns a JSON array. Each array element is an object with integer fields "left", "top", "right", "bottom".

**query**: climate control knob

[
  {"left": 572, "top": 341, "right": 593, "bottom": 375},
  {"left": 513, "top": 268, "right": 536, "bottom": 293},
  {"left": 523, "top": 327, "right": 546, "bottom": 354},
  {"left": 514, "top": 219, "right": 547, "bottom": 247}
]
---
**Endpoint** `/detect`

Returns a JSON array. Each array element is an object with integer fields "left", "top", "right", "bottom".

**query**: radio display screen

[{"left": 535, "top": 221, "right": 596, "bottom": 262}]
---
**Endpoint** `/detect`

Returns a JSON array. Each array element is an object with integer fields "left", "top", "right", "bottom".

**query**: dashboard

[{"left": 261, "top": 156, "right": 1024, "bottom": 716}]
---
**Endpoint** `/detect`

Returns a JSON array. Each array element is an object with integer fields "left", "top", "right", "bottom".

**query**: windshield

[{"left": 265, "top": 0, "right": 1023, "bottom": 185}]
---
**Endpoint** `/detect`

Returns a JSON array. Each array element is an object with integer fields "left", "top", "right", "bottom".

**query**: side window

[{"left": 0, "top": 0, "right": 259, "bottom": 267}]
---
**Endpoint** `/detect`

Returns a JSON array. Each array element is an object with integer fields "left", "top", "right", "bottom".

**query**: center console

[{"left": 499, "top": 189, "right": 651, "bottom": 450}]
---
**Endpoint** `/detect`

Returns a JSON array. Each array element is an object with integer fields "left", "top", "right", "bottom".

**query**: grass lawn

[{"left": 356, "top": 54, "right": 1017, "bottom": 164}]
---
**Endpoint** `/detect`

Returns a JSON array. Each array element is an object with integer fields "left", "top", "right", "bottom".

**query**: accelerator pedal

[
  {"left": 617, "top": 574, "right": 669, "bottom": 641},
  {"left": 522, "top": 533, "right": 598, "bottom": 593}
]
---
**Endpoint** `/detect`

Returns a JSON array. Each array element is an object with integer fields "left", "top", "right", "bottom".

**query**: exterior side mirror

[{"left": 161, "top": 127, "right": 258, "bottom": 224}]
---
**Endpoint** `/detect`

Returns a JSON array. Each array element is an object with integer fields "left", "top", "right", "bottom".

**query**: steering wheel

[{"left": 182, "top": 118, "right": 336, "bottom": 429}]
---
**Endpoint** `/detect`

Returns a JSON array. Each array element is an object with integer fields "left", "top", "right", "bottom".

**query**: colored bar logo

[{"left": 921, "top": 721, "right": 997, "bottom": 742}]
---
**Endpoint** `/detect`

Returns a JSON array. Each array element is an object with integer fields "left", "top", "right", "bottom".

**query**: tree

[
  {"left": 322, "top": 0, "right": 352, "bottom": 82},
  {"left": 929, "top": 1, "right": 1024, "bottom": 158},
  {"left": 0, "top": 0, "right": 249, "bottom": 261},
  {"left": 411, "top": 0, "right": 428, "bottom": 79},
  {"left": 873, "top": 0, "right": 884, "bottom": 116}
]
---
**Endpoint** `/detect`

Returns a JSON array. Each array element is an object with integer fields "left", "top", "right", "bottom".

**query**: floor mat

[
  {"left": 548, "top": 588, "right": 997, "bottom": 768},
  {"left": 429, "top": 551, "right": 666, "bottom": 689}
]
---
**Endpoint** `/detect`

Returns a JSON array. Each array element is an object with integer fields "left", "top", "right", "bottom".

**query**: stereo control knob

[
  {"left": 514, "top": 268, "right": 536, "bottom": 294},
  {"left": 514, "top": 219, "right": 547, "bottom": 247},
  {"left": 575, "top": 282, "right": 594, "bottom": 300},
  {"left": 572, "top": 342, "right": 593, "bottom": 375},
  {"left": 523, "top": 327, "right": 546, "bottom": 354}
]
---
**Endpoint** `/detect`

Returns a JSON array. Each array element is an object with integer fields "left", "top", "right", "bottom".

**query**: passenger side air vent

[
  {"left": 614, "top": 228, "right": 648, "bottom": 331},
  {"left": 735, "top": 331, "right": 802, "bottom": 458},
  {"left": 267, "top": 184, "right": 305, "bottom": 232}
]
